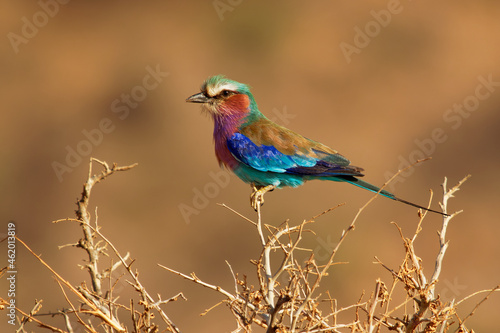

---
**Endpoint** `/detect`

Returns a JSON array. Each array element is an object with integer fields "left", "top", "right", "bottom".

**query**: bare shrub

[{"left": 3, "top": 158, "right": 498, "bottom": 332}]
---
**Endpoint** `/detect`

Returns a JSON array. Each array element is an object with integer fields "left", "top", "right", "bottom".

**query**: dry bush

[{"left": 2, "top": 158, "right": 498, "bottom": 332}]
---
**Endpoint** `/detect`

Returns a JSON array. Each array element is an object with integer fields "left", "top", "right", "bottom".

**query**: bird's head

[{"left": 186, "top": 75, "right": 261, "bottom": 120}]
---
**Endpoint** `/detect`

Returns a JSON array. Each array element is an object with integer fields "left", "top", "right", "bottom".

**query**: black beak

[{"left": 186, "top": 92, "right": 210, "bottom": 103}]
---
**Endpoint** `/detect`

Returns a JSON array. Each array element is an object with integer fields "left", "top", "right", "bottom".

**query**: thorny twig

[
  {"left": 74, "top": 158, "right": 137, "bottom": 295},
  {"left": 16, "top": 158, "right": 183, "bottom": 332},
  {"left": 14, "top": 155, "right": 497, "bottom": 332},
  {"left": 162, "top": 170, "right": 496, "bottom": 332},
  {"left": 430, "top": 175, "right": 471, "bottom": 291},
  {"left": 16, "top": 236, "right": 126, "bottom": 332}
]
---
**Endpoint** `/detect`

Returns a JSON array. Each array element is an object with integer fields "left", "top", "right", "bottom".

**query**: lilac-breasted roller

[{"left": 186, "top": 75, "right": 446, "bottom": 216}]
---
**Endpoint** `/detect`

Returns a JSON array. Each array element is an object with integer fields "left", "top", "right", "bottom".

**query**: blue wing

[{"left": 227, "top": 132, "right": 363, "bottom": 177}]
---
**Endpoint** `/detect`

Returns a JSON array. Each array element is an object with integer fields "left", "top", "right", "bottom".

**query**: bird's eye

[{"left": 220, "top": 90, "right": 233, "bottom": 98}]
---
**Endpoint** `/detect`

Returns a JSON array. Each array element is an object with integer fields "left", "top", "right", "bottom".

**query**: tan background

[{"left": 1, "top": 1, "right": 499, "bottom": 331}]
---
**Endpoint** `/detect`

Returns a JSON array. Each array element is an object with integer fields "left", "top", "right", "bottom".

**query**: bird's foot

[{"left": 250, "top": 184, "right": 276, "bottom": 211}]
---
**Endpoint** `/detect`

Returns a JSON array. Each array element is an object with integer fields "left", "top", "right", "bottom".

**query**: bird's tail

[{"left": 340, "top": 176, "right": 448, "bottom": 216}]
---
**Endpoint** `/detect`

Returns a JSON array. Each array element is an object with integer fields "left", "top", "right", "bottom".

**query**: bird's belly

[{"left": 232, "top": 164, "right": 305, "bottom": 188}]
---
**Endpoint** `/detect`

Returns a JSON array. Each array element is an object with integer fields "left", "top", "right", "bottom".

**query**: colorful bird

[{"left": 186, "top": 75, "right": 446, "bottom": 216}]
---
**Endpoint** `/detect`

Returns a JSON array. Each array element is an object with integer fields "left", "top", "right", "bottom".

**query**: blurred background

[{"left": 1, "top": 1, "right": 499, "bottom": 331}]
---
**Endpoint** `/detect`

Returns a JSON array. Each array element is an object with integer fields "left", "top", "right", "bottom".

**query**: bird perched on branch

[{"left": 186, "top": 75, "right": 446, "bottom": 216}]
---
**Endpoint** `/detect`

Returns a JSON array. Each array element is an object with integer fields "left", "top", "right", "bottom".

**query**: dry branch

[
  {"left": 160, "top": 170, "right": 496, "bottom": 332},
  {"left": 14, "top": 158, "right": 182, "bottom": 333},
  {"left": 10, "top": 155, "right": 497, "bottom": 333}
]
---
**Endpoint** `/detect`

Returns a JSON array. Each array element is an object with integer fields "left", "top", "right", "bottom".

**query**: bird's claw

[
  {"left": 250, "top": 184, "right": 276, "bottom": 211},
  {"left": 250, "top": 190, "right": 264, "bottom": 211}
]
